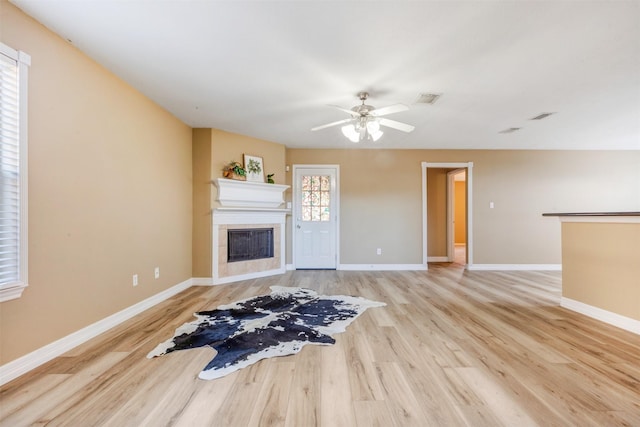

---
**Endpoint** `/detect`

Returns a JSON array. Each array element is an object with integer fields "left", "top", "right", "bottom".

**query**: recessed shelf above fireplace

[{"left": 213, "top": 178, "right": 289, "bottom": 209}]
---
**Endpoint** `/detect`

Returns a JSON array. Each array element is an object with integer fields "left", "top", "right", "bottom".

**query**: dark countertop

[{"left": 542, "top": 212, "right": 640, "bottom": 217}]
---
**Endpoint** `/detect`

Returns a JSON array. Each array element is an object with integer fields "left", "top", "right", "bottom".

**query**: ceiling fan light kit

[
  {"left": 341, "top": 124, "right": 360, "bottom": 142},
  {"left": 341, "top": 119, "right": 384, "bottom": 143},
  {"left": 313, "top": 92, "right": 414, "bottom": 143}
]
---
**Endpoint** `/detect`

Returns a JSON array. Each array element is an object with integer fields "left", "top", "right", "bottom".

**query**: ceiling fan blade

[
  {"left": 379, "top": 118, "right": 415, "bottom": 133},
  {"left": 369, "top": 104, "right": 409, "bottom": 117},
  {"left": 328, "top": 105, "right": 361, "bottom": 116},
  {"left": 311, "top": 118, "right": 353, "bottom": 131}
]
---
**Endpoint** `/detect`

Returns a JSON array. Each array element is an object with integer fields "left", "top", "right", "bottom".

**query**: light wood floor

[{"left": 1, "top": 265, "right": 639, "bottom": 426}]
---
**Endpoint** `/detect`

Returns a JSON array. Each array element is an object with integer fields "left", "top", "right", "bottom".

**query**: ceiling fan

[{"left": 311, "top": 92, "right": 415, "bottom": 143}]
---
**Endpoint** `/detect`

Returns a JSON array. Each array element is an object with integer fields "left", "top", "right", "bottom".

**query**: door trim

[
  {"left": 447, "top": 169, "right": 466, "bottom": 262},
  {"left": 291, "top": 164, "right": 340, "bottom": 269},
  {"left": 422, "top": 162, "right": 474, "bottom": 269}
]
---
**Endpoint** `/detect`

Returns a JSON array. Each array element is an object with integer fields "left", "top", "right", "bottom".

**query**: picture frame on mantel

[{"left": 244, "top": 154, "right": 264, "bottom": 182}]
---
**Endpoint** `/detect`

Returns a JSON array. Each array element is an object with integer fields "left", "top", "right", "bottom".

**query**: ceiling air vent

[
  {"left": 416, "top": 93, "right": 441, "bottom": 105},
  {"left": 530, "top": 112, "right": 555, "bottom": 120},
  {"left": 499, "top": 127, "right": 521, "bottom": 134}
]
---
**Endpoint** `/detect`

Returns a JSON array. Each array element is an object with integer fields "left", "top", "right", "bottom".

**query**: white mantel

[
  {"left": 213, "top": 178, "right": 289, "bottom": 209},
  {"left": 211, "top": 178, "right": 290, "bottom": 285}
]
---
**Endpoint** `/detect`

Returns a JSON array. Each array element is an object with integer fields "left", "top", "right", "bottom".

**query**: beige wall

[
  {"left": 562, "top": 221, "right": 640, "bottom": 321},
  {"left": 427, "top": 168, "right": 448, "bottom": 257},
  {"left": 285, "top": 149, "right": 424, "bottom": 264},
  {"left": 286, "top": 149, "right": 640, "bottom": 266},
  {"left": 192, "top": 129, "right": 212, "bottom": 277},
  {"left": 1, "top": 3, "right": 193, "bottom": 364},
  {"left": 211, "top": 129, "right": 286, "bottom": 188},
  {"left": 455, "top": 181, "right": 466, "bottom": 244}
]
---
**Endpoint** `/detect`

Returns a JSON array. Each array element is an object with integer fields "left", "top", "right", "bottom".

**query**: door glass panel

[
  {"left": 320, "top": 176, "right": 330, "bottom": 191},
  {"left": 301, "top": 175, "right": 330, "bottom": 222},
  {"left": 311, "top": 206, "right": 321, "bottom": 221},
  {"left": 302, "top": 176, "right": 312, "bottom": 191},
  {"left": 302, "top": 208, "right": 311, "bottom": 221}
]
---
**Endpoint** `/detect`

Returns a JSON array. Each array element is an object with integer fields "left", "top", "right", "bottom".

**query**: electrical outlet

[
  {"left": 376, "top": 248, "right": 382, "bottom": 255},
  {"left": 154, "top": 267, "right": 160, "bottom": 279},
  {"left": 133, "top": 274, "right": 138, "bottom": 287}
]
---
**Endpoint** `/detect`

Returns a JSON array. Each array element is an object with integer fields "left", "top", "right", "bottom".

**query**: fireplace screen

[{"left": 227, "top": 228, "right": 274, "bottom": 263}]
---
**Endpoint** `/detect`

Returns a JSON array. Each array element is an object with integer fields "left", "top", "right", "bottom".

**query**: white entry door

[{"left": 293, "top": 166, "right": 338, "bottom": 269}]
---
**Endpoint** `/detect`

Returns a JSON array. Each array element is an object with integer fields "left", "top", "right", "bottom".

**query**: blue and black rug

[{"left": 147, "top": 286, "right": 385, "bottom": 379}]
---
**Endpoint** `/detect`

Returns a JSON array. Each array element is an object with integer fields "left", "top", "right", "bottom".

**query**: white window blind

[{"left": 0, "top": 43, "right": 29, "bottom": 302}]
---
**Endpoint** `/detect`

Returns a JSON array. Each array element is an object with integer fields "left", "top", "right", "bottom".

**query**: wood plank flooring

[{"left": 1, "top": 265, "right": 639, "bottom": 426}]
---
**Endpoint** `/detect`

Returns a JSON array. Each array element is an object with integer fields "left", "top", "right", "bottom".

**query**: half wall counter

[{"left": 542, "top": 212, "right": 640, "bottom": 335}]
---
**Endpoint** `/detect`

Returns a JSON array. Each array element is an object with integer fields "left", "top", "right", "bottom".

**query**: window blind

[
  {"left": 0, "top": 43, "right": 28, "bottom": 302},
  {"left": 0, "top": 50, "right": 22, "bottom": 288}
]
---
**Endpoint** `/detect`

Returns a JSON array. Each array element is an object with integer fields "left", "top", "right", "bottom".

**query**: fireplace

[
  {"left": 211, "top": 178, "right": 290, "bottom": 285},
  {"left": 227, "top": 228, "right": 274, "bottom": 262}
]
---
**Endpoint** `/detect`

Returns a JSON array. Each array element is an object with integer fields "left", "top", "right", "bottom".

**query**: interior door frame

[
  {"left": 447, "top": 169, "right": 466, "bottom": 262},
  {"left": 291, "top": 164, "right": 340, "bottom": 269},
  {"left": 422, "top": 162, "right": 474, "bottom": 269}
]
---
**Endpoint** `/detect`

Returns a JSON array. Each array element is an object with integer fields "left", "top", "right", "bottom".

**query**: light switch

[{"left": 489, "top": 202, "right": 495, "bottom": 209}]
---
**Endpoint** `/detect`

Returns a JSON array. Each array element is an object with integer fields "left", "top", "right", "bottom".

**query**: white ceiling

[{"left": 10, "top": 0, "right": 640, "bottom": 150}]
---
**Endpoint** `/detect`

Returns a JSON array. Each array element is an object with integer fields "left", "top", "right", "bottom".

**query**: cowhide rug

[{"left": 147, "top": 286, "right": 385, "bottom": 380}]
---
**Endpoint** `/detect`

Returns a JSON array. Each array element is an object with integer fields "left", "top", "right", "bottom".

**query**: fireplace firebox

[{"left": 227, "top": 228, "right": 274, "bottom": 263}]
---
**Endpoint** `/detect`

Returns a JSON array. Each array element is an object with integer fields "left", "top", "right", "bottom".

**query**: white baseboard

[
  {"left": 286, "top": 264, "right": 295, "bottom": 271},
  {"left": 0, "top": 278, "right": 194, "bottom": 387},
  {"left": 427, "top": 256, "right": 450, "bottom": 262},
  {"left": 338, "top": 264, "right": 427, "bottom": 271},
  {"left": 467, "top": 264, "right": 562, "bottom": 271},
  {"left": 561, "top": 297, "right": 640, "bottom": 335},
  {"left": 191, "top": 277, "right": 213, "bottom": 286},
  {"left": 213, "top": 268, "right": 286, "bottom": 285}
]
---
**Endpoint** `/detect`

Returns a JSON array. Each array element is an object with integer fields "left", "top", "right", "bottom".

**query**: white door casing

[
  {"left": 293, "top": 165, "right": 339, "bottom": 269},
  {"left": 422, "top": 162, "right": 474, "bottom": 268}
]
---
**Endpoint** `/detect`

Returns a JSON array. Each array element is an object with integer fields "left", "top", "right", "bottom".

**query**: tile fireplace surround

[{"left": 211, "top": 178, "right": 290, "bottom": 285}]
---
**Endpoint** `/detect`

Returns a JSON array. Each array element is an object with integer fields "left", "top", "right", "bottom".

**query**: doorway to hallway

[{"left": 421, "top": 162, "right": 473, "bottom": 269}]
